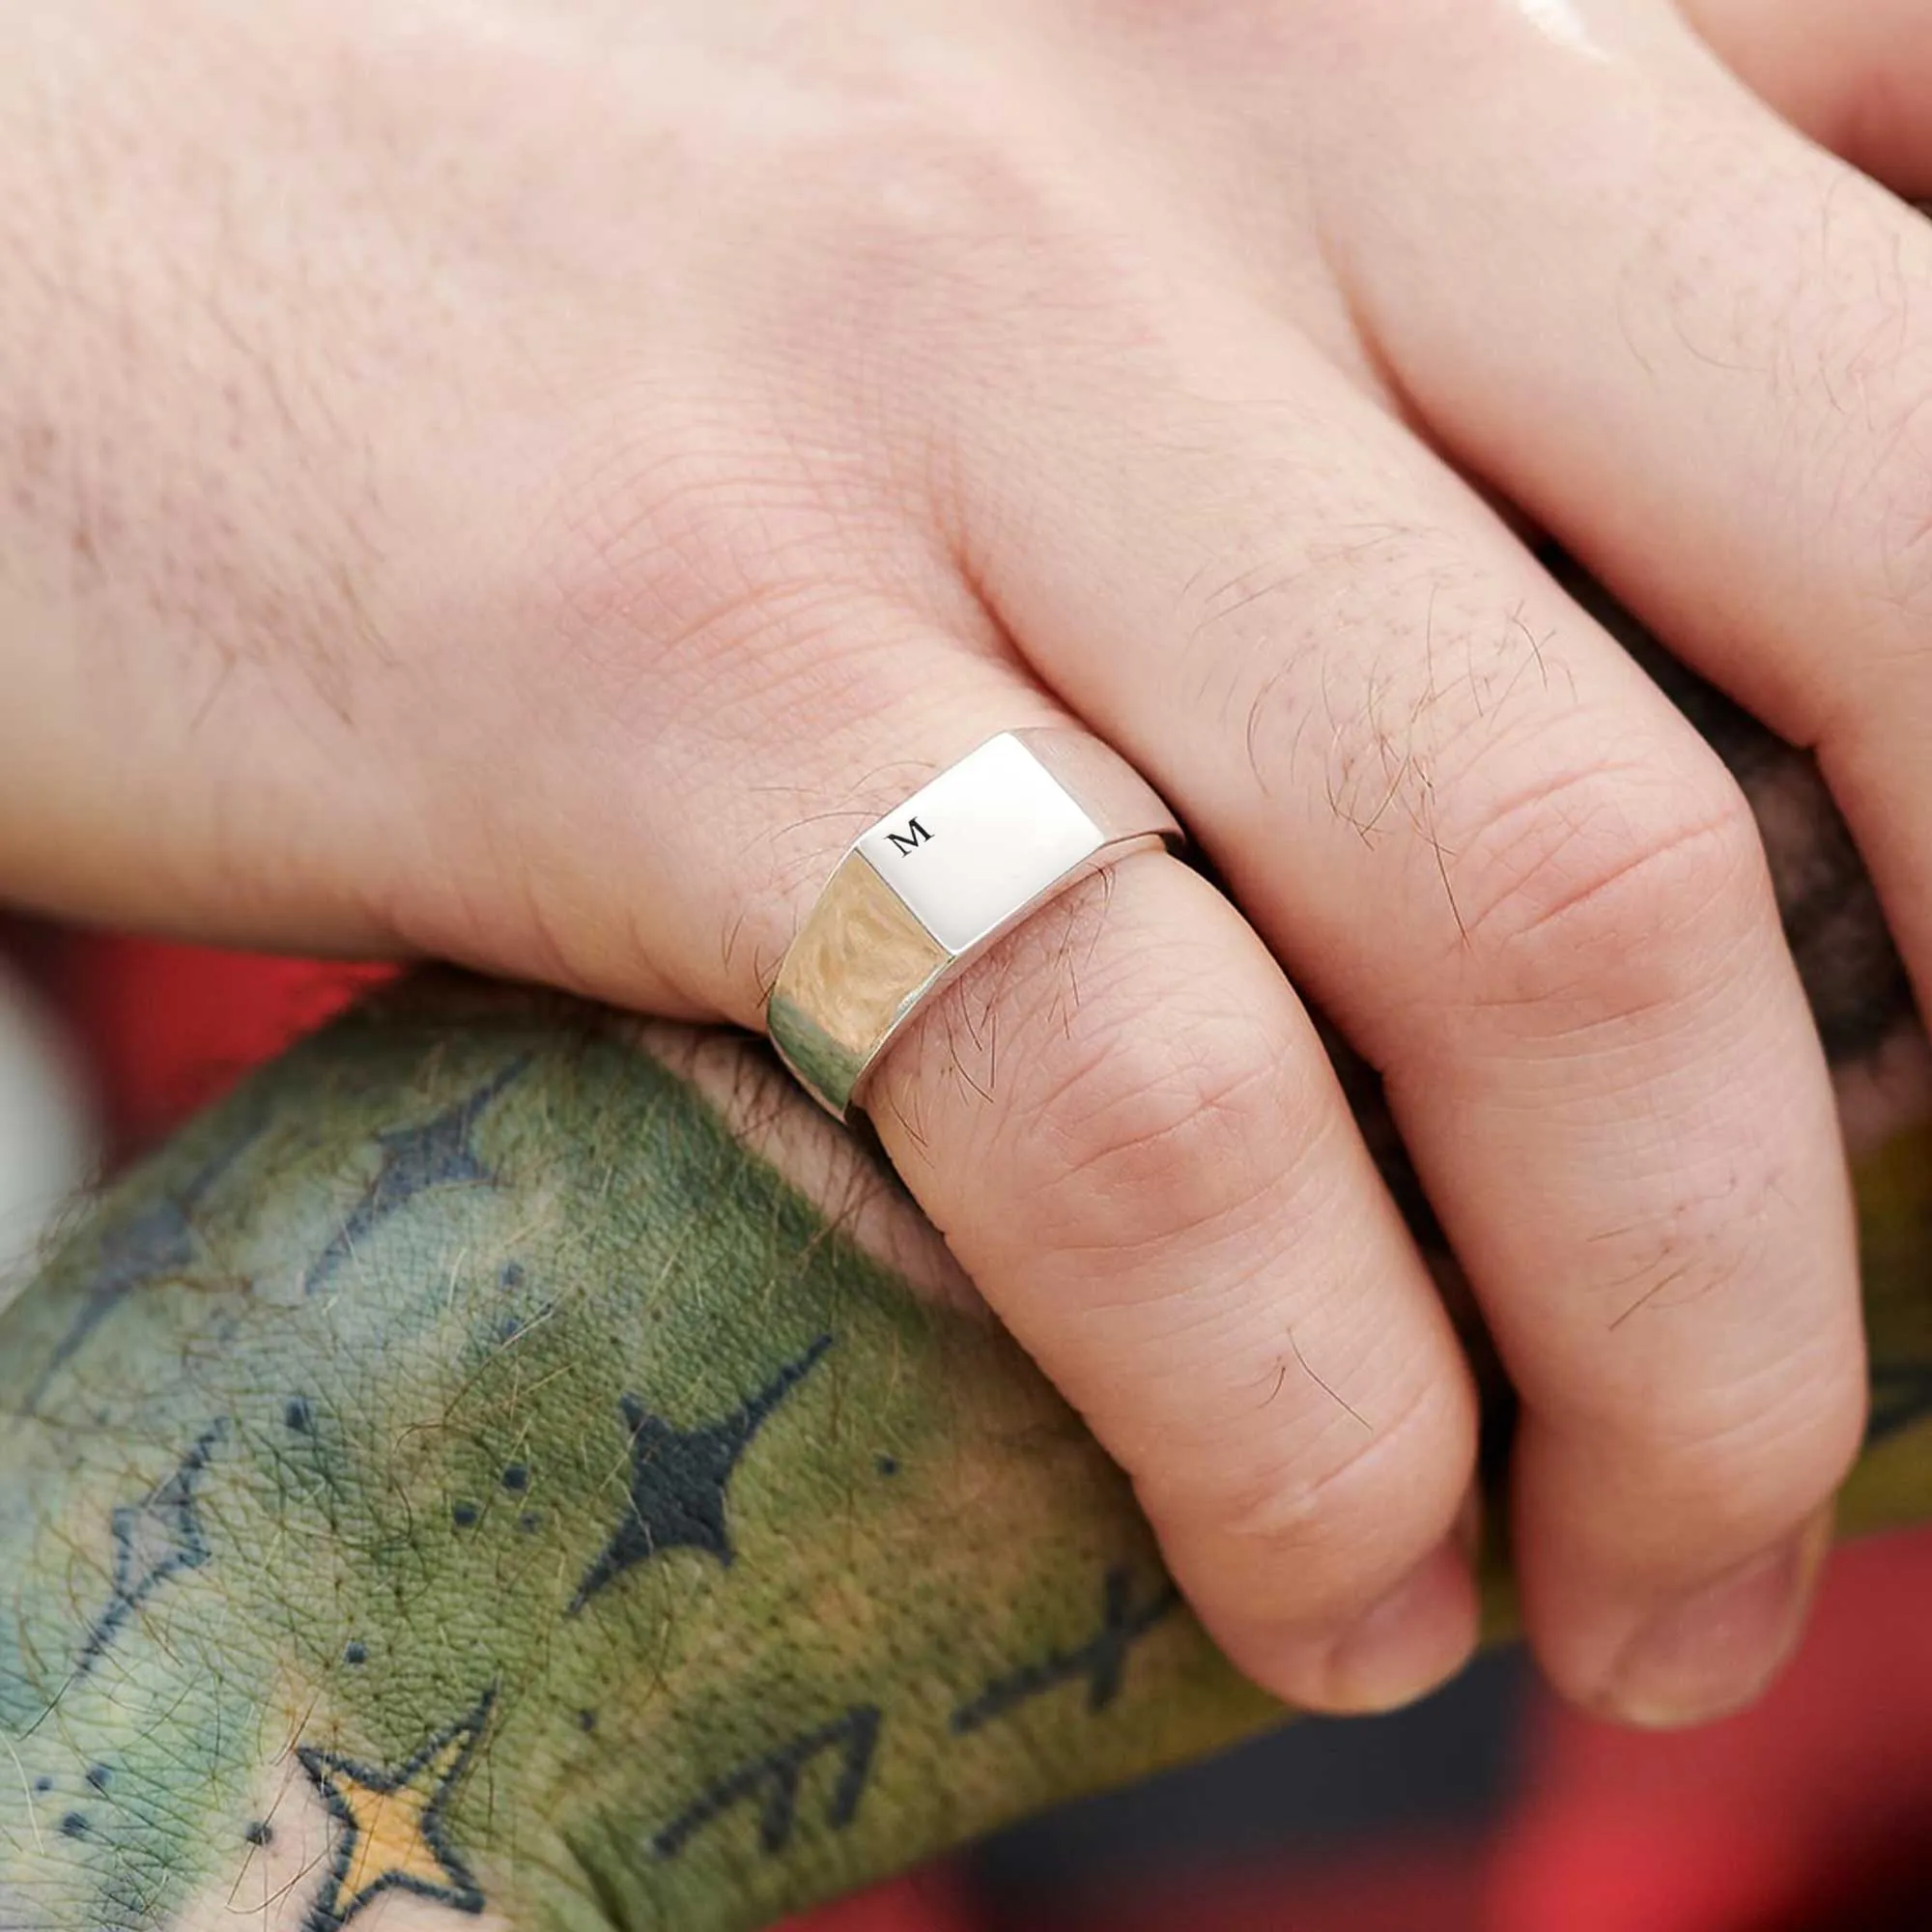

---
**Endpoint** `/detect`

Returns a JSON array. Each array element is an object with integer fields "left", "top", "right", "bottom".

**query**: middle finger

[{"left": 954, "top": 311, "right": 1863, "bottom": 1725}]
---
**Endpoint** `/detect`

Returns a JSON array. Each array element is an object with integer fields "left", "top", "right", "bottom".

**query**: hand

[{"left": 2, "top": 0, "right": 1924, "bottom": 1725}]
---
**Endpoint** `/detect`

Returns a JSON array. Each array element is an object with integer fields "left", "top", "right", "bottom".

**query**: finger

[
  {"left": 1683, "top": 0, "right": 1932, "bottom": 193},
  {"left": 485, "top": 480, "right": 1485, "bottom": 1712},
  {"left": 1302, "top": 4, "right": 1932, "bottom": 1042},
  {"left": 870, "top": 851, "right": 1482, "bottom": 1713},
  {"left": 949, "top": 307, "right": 1862, "bottom": 1725}
]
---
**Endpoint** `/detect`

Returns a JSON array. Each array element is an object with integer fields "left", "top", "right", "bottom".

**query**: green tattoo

[{"left": 0, "top": 996, "right": 1277, "bottom": 1932}]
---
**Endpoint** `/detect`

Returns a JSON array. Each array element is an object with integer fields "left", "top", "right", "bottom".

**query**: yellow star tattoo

[{"left": 295, "top": 1689, "right": 494, "bottom": 1930}]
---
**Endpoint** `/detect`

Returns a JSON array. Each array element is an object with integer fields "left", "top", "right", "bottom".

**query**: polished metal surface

[{"left": 767, "top": 729, "right": 1181, "bottom": 1119}]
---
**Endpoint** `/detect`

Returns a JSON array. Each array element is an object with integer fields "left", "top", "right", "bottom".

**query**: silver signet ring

[{"left": 766, "top": 728, "right": 1183, "bottom": 1120}]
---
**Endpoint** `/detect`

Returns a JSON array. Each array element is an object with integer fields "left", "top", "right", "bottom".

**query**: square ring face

[{"left": 854, "top": 733, "right": 1103, "bottom": 957}]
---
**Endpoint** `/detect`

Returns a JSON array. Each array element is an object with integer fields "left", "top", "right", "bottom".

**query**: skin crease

[
  {"left": 7, "top": 0, "right": 1932, "bottom": 1751},
  {"left": 1, "top": 659, "right": 1932, "bottom": 1929}
]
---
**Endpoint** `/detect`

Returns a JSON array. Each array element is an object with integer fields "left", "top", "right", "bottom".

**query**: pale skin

[{"left": 7, "top": 0, "right": 1932, "bottom": 1742}]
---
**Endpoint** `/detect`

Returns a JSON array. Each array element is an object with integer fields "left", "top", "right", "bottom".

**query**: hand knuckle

[
  {"left": 753, "top": 102, "right": 1137, "bottom": 371},
  {"left": 798, "top": 114, "right": 1049, "bottom": 275},
  {"left": 1450, "top": 752, "right": 1766, "bottom": 1009},
  {"left": 1145, "top": 1374, "right": 1470, "bottom": 1605},
  {"left": 1019, "top": 997, "right": 1301, "bottom": 1259},
  {"left": 519, "top": 401, "right": 939, "bottom": 745},
  {"left": 1618, "top": 1345, "right": 1867, "bottom": 1521},
  {"left": 536, "top": 416, "right": 809, "bottom": 664}
]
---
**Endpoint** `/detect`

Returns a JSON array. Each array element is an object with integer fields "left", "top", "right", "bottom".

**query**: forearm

[{"left": 4, "top": 882, "right": 1932, "bottom": 1932}]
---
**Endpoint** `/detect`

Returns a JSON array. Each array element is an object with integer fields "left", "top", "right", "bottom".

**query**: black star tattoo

[
  {"left": 569, "top": 1335, "right": 833, "bottom": 1614},
  {"left": 76, "top": 1420, "right": 225, "bottom": 1675},
  {"left": 950, "top": 1565, "right": 1181, "bottom": 1735},
  {"left": 296, "top": 1690, "right": 493, "bottom": 1931},
  {"left": 304, "top": 1060, "right": 526, "bottom": 1295},
  {"left": 28, "top": 1119, "right": 258, "bottom": 1408}
]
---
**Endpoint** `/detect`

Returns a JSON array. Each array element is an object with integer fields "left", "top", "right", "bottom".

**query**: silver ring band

[{"left": 766, "top": 728, "right": 1182, "bottom": 1120}]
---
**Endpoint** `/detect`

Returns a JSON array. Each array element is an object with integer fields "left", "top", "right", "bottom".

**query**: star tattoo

[
  {"left": 28, "top": 1116, "right": 258, "bottom": 1408},
  {"left": 304, "top": 1060, "right": 526, "bottom": 1294},
  {"left": 295, "top": 1689, "right": 494, "bottom": 1931},
  {"left": 569, "top": 1334, "right": 833, "bottom": 1614},
  {"left": 76, "top": 1420, "right": 225, "bottom": 1675}
]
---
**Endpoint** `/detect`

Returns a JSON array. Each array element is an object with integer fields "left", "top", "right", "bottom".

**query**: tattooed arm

[
  {"left": 0, "top": 989, "right": 1279, "bottom": 1932},
  {"left": 4, "top": 646, "right": 1932, "bottom": 1932}
]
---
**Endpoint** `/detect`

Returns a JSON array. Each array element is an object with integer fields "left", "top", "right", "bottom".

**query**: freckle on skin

[
  {"left": 876, "top": 1455, "right": 899, "bottom": 1476},
  {"left": 577, "top": 1710, "right": 596, "bottom": 1733},
  {"left": 243, "top": 1821, "right": 273, "bottom": 1847},
  {"left": 501, "top": 1464, "right": 529, "bottom": 1492},
  {"left": 85, "top": 1766, "right": 109, "bottom": 1792},
  {"left": 343, "top": 1641, "right": 367, "bottom": 1664},
  {"left": 284, "top": 1399, "right": 310, "bottom": 1432},
  {"left": 452, "top": 1502, "right": 479, "bottom": 1528},
  {"left": 60, "top": 1813, "right": 88, "bottom": 1839}
]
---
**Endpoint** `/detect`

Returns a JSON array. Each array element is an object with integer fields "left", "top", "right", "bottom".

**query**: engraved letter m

[{"left": 886, "top": 817, "right": 930, "bottom": 857}]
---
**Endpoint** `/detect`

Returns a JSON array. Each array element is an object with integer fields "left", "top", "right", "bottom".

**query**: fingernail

[
  {"left": 1599, "top": 1508, "right": 1833, "bottom": 1729},
  {"left": 1303, "top": 1537, "right": 1479, "bottom": 1714}
]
